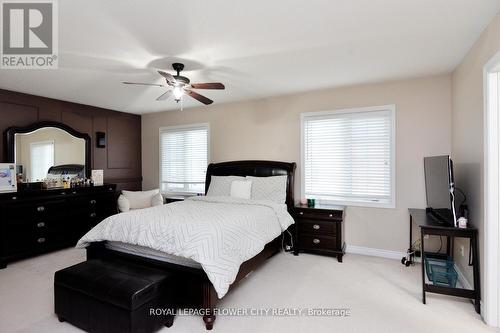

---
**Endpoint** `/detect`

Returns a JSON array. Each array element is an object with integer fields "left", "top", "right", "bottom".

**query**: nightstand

[
  {"left": 293, "top": 204, "right": 345, "bottom": 262},
  {"left": 164, "top": 195, "right": 195, "bottom": 203}
]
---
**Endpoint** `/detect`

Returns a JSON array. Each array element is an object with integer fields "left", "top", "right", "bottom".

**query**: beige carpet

[{"left": 0, "top": 248, "right": 496, "bottom": 333}]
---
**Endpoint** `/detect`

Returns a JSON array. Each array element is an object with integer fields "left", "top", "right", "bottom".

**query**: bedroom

[{"left": 0, "top": 1, "right": 499, "bottom": 332}]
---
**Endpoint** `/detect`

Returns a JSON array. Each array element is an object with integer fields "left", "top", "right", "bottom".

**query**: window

[
  {"left": 159, "top": 124, "right": 209, "bottom": 194},
  {"left": 30, "top": 140, "right": 54, "bottom": 181},
  {"left": 301, "top": 105, "right": 395, "bottom": 208}
]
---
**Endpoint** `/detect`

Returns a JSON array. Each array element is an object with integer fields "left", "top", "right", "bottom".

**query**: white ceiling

[{"left": 0, "top": 0, "right": 499, "bottom": 114}]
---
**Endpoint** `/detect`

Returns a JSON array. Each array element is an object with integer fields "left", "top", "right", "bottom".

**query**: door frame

[{"left": 483, "top": 50, "right": 500, "bottom": 327}]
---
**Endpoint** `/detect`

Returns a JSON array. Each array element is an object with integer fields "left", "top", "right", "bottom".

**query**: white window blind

[
  {"left": 302, "top": 106, "right": 395, "bottom": 207},
  {"left": 30, "top": 140, "right": 54, "bottom": 181},
  {"left": 160, "top": 124, "right": 209, "bottom": 194}
]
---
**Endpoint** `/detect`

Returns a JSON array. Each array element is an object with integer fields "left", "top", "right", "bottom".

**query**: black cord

[
  {"left": 455, "top": 187, "right": 467, "bottom": 207},
  {"left": 437, "top": 236, "right": 443, "bottom": 253}
]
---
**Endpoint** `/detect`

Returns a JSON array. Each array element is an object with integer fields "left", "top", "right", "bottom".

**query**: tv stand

[{"left": 408, "top": 209, "right": 480, "bottom": 314}]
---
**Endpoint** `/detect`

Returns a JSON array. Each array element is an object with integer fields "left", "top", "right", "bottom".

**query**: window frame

[
  {"left": 300, "top": 105, "right": 396, "bottom": 209},
  {"left": 158, "top": 123, "right": 210, "bottom": 196}
]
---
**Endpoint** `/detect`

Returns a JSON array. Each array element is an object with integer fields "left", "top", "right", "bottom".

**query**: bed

[{"left": 80, "top": 160, "right": 296, "bottom": 330}]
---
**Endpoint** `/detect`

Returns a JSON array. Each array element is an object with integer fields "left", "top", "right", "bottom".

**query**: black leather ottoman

[{"left": 54, "top": 259, "right": 175, "bottom": 333}]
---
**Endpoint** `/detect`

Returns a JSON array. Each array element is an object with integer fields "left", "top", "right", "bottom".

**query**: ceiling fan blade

[
  {"left": 122, "top": 82, "right": 164, "bottom": 87},
  {"left": 185, "top": 90, "right": 213, "bottom": 105},
  {"left": 158, "top": 70, "right": 176, "bottom": 85},
  {"left": 190, "top": 83, "right": 225, "bottom": 90},
  {"left": 156, "top": 90, "right": 173, "bottom": 101}
]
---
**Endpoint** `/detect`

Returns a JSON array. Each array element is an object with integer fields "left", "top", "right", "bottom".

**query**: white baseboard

[{"left": 346, "top": 245, "right": 406, "bottom": 260}]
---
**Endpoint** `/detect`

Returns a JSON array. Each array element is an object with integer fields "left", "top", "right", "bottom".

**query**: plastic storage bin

[{"left": 424, "top": 256, "right": 458, "bottom": 288}]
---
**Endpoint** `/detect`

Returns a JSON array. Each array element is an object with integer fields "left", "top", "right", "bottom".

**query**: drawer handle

[
  {"left": 313, "top": 224, "right": 320, "bottom": 230},
  {"left": 313, "top": 238, "right": 320, "bottom": 244},
  {"left": 11, "top": 196, "right": 17, "bottom": 200},
  {"left": 90, "top": 213, "right": 97, "bottom": 218},
  {"left": 329, "top": 214, "right": 333, "bottom": 217},
  {"left": 299, "top": 212, "right": 304, "bottom": 215},
  {"left": 37, "top": 237, "right": 46, "bottom": 243},
  {"left": 37, "top": 206, "right": 45, "bottom": 212},
  {"left": 90, "top": 199, "right": 97, "bottom": 204},
  {"left": 72, "top": 191, "right": 77, "bottom": 195},
  {"left": 37, "top": 222, "right": 46, "bottom": 228}
]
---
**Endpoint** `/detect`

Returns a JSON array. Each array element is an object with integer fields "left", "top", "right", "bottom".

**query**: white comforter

[{"left": 76, "top": 196, "right": 294, "bottom": 298}]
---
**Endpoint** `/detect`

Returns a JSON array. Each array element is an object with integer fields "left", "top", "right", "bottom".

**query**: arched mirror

[{"left": 5, "top": 122, "right": 91, "bottom": 183}]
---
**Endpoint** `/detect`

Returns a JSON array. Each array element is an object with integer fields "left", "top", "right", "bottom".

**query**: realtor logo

[{"left": 1, "top": 0, "right": 58, "bottom": 68}]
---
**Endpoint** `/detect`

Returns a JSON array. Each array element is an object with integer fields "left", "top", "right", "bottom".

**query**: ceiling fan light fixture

[
  {"left": 123, "top": 63, "right": 224, "bottom": 106},
  {"left": 173, "top": 86, "right": 183, "bottom": 101}
]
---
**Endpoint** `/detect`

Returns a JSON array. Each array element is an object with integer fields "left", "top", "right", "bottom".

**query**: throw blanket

[{"left": 76, "top": 196, "right": 294, "bottom": 298}]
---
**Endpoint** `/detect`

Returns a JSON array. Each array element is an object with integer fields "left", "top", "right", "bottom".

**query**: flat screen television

[{"left": 424, "top": 155, "right": 457, "bottom": 225}]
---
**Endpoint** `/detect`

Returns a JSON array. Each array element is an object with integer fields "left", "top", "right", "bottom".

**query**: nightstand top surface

[{"left": 294, "top": 203, "right": 345, "bottom": 211}]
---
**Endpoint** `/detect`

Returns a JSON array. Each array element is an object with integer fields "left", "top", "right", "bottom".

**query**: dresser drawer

[
  {"left": 4, "top": 228, "right": 80, "bottom": 254},
  {"left": 297, "top": 219, "right": 337, "bottom": 235},
  {"left": 69, "top": 194, "right": 117, "bottom": 216},
  {"left": 5, "top": 200, "right": 67, "bottom": 223},
  {"left": 5, "top": 218, "right": 51, "bottom": 233},
  {"left": 4, "top": 229, "right": 48, "bottom": 254},
  {"left": 294, "top": 209, "right": 343, "bottom": 221},
  {"left": 298, "top": 234, "right": 337, "bottom": 251}
]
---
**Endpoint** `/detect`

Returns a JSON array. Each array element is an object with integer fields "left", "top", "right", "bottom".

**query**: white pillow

[
  {"left": 117, "top": 194, "right": 130, "bottom": 212},
  {"left": 246, "top": 175, "right": 288, "bottom": 204},
  {"left": 207, "top": 176, "right": 245, "bottom": 196},
  {"left": 230, "top": 180, "right": 252, "bottom": 199},
  {"left": 151, "top": 193, "right": 164, "bottom": 207},
  {"left": 122, "top": 189, "right": 161, "bottom": 210}
]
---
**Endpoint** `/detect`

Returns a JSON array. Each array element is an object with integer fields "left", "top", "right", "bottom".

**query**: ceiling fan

[{"left": 122, "top": 63, "right": 225, "bottom": 105}]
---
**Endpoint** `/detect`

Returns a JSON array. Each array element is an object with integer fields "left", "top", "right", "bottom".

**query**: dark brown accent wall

[{"left": 0, "top": 89, "right": 141, "bottom": 191}]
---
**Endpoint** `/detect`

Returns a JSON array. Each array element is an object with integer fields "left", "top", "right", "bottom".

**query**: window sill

[
  {"left": 161, "top": 191, "right": 203, "bottom": 197},
  {"left": 314, "top": 199, "right": 395, "bottom": 209}
]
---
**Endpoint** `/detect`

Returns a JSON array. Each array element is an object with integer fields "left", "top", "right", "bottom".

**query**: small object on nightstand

[
  {"left": 293, "top": 203, "right": 345, "bottom": 262},
  {"left": 458, "top": 217, "right": 468, "bottom": 228}
]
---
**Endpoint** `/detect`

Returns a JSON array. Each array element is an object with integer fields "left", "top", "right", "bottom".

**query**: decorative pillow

[
  {"left": 246, "top": 175, "right": 288, "bottom": 204},
  {"left": 207, "top": 175, "right": 245, "bottom": 196},
  {"left": 230, "top": 180, "right": 252, "bottom": 199},
  {"left": 121, "top": 189, "right": 161, "bottom": 210},
  {"left": 117, "top": 194, "right": 130, "bottom": 212},
  {"left": 150, "top": 193, "right": 164, "bottom": 207}
]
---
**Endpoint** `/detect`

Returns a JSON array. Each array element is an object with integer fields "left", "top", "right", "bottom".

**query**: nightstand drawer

[
  {"left": 297, "top": 219, "right": 336, "bottom": 235},
  {"left": 295, "top": 209, "right": 342, "bottom": 221},
  {"left": 298, "top": 234, "right": 337, "bottom": 251}
]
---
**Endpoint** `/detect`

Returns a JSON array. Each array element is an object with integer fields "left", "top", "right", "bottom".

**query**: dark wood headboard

[{"left": 204, "top": 160, "right": 296, "bottom": 210}]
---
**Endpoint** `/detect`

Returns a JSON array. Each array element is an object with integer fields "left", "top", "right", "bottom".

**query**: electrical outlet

[{"left": 460, "top": 245, "right": 465, "bottom": 257}]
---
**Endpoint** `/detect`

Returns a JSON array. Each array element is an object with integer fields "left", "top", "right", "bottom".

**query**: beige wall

[
  {"left": 142, "top": 75, "right": 452, "bottom": 252},
  {"left": 16, "top": 127, "right": 85, "bottom": 180},
  {"left": 451, "top": 13, "right": 500, "bottom": 288}
]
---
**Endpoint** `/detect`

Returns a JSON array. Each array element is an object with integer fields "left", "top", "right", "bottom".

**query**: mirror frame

[{"left": 4, "top": 121, "right": 92, "bottom": 179}]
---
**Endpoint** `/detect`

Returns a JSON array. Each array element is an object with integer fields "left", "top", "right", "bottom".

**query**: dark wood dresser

[
  {"left": 293, "top": 204, "right": 345, "bottom": 262},
  {"left": 0, "top": 185, "right": 118, "bottom": 268}
]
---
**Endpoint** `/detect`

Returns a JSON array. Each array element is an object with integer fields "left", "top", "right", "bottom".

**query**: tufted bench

[{"left": 54, "top": 259, "right": 175, "bottom": 333}]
